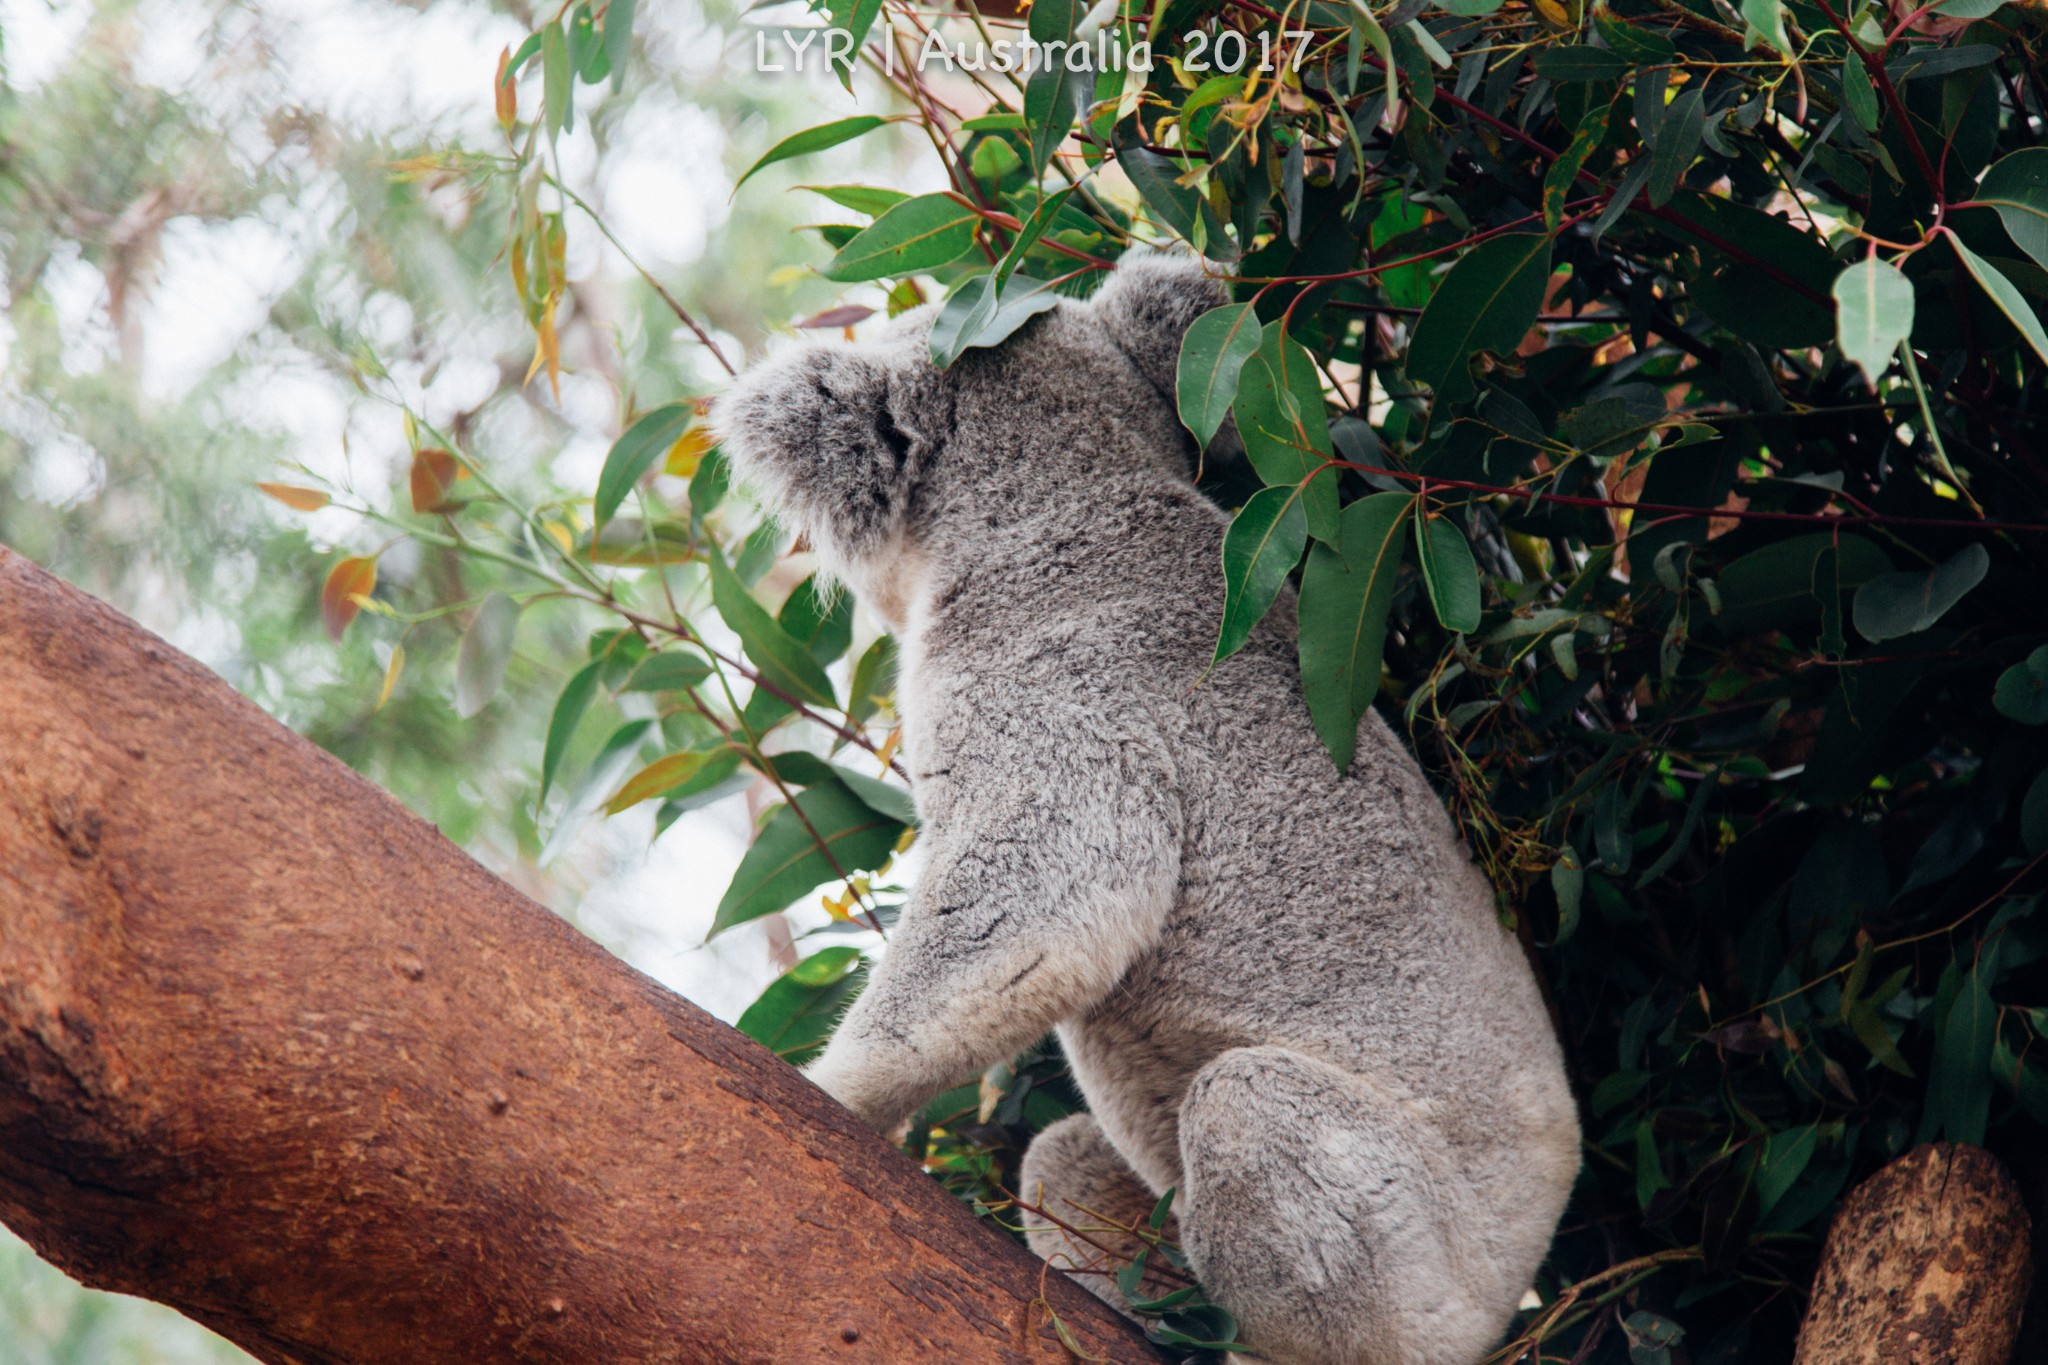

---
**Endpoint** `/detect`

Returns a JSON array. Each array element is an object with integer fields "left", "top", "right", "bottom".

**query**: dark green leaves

[
  {"left": 1407, "top": 234, "right": 1553, "bottom": 408},
  {"left": 1994, "top": 645, "right": 2048, "bottom": 724},
  {"left": 735, "top": 116, "right": 891, "bottom": 192},
  {"left": 1851, "top": 543, "right": 1989, "bottom": 642},
  {"left": 736, "top": 947, "right": 867, "bottom": 1065},
  {"left": 824, "top": 194, "right": 979, "bottom": 282},
  {"left": 1215, "top": 485, "right": 1309, "bottom": 664},
  {"left": 595, "top": 402, "right": 692, "bottom": 534},
  {"left": 541, "top": 659, "right": 603, "bottom": 801},
  {"left": 1299, "top": 492, "right": 1412, "bottom": 773},
  {"left": 1975, "top": 149, "right": 2048, "bottom": 270},
  {"left": 1116, "top": 146, "right": 1236, "bottom": 262},
  {"left": 1921, "top": 958, "right": 1998, "bottom": 1145},
  {"left": 712, "top": 777, "right": 907, "bottom": 936},
  {"left": 1545, "top": 105, "right": 1609, "bottom": 231},
  {"left": 1416, "top": 509, "right": 1481, "bottom": 633},
  {"left": 1233, "top": 323, "right": 1339, "bottom": 542},
  {"left": 1951, "top": 236, "right": 2048, "bottom": 364},
  {"left": 1177, "top": 304, "right": 1264, "bottom": 448},
  {"left": 1533, "top": 45, "right": 1633, "bottom": 82},
  {"left": 707, "top": 548, "right": 835, "bottom": 707}
]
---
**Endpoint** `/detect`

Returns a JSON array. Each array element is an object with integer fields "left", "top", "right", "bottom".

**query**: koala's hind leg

[
  {"left": 1020, "top": 1113, "right": 1183, "bottom": 1318},
  {"left": 1178, "top": 1047, "right": 1512, "bottom": 1365}
]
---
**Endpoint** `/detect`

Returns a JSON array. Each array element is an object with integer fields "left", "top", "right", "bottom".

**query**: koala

[{"left": 711, "top": 251, "right": 1581, "bottom": 1365}]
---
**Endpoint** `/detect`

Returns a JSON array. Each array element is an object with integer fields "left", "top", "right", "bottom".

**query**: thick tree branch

[{"left": 0, "top": 548, "right": 1160, "bottom": 1365}]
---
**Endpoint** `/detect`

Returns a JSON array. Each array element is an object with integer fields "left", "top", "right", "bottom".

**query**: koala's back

[{"left": 906, "top": 468, "right": 1577, "bottom": 1222}]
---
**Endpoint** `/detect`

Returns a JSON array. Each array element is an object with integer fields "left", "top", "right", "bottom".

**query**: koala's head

[{"left": 711, "top": 250, "right": 1227, "bottom": 615}]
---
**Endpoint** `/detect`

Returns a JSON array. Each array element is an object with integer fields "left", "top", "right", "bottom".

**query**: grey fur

[{"left": 711, "top": 252, "right": 1580, "bottom": 1365}]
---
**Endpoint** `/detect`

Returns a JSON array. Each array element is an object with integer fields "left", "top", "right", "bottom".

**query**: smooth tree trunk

[{"left": 0, "top": 549, "right": 1160, "bottom": 1364}]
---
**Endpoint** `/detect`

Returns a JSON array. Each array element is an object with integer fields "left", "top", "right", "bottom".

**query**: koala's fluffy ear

[
  {"left": 1089, "top": 249, "right": 1232, "bottom": 407},
  {"left": 710, "top": 339, "right": 950, "bottom": 565}
]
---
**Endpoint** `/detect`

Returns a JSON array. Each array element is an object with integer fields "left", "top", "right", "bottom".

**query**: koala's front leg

[{"left": 806, "top": 778, "right": 1178, "bottom": 1132}]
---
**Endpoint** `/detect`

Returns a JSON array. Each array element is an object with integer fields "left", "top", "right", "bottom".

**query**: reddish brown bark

[
  {"left": 0, "top": 548, "right": 1160, "bottom": 1365},
  {"left": 1794, "top": 1143, "right": 2032, "bottom": 1365}
]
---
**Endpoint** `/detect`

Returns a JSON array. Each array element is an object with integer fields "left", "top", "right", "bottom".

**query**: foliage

[{"left": 55, "top": 0, "right": 2048, "bottom": 1355}]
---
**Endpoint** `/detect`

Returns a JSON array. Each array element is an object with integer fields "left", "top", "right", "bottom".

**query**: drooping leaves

[
  {"left": 1851, "top": 543, "right": 1989, "bottom": 642},
  {"left": 1214, "top": 484, "right": 1309, "bottom": 665},
  {"left": 735, "top": 116, "right": 892, "bottom": 191},
  {"left": 1407, "top": 234, "right": 1553, "bottom": 408},
  {"left": 1177, "top": 303, "right": 1264, "bottom": 449},
  {"left": 711, "top": 777, "right": 907, "bottom": 936},
  {"left": 595, "top": 403, "right": 693, "bottom": 534},
  {"left": 1298, "top": 492, "right": 1411, "bottom": 773}
]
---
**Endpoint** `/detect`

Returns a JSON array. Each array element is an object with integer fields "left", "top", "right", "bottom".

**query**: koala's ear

[
  {"left": 1089, "top": 249, "right": 1232, "bottom": 406},
  {"left": 710, "top": 340, "right": 950, "bottom": 561}
]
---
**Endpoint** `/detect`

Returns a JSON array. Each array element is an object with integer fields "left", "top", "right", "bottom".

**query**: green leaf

[
  {"left": 1116, "top": 145, "right": 1236, "bottom": 262},
  {"left": 1851, "top": 542, "right": 1989, "bottom": 642},
  {"left": 1975, "top": 149, "right": 2048, "bottom": 271},
  {"left": 994, "top": 188, "right": 1075, "bottom": 288},
  {"left": 1922, "top": 960, "right": 1997, "bottom": 1145},
  {"left": 1715, "top": 532, "right": 1892, "bottom": 633},
  {"left": 542, "top": 20, "right": 572, "bottom": 135},
  {"left": 1832, "top": 257, "right": 1916, "bottom": 385},
  {"left": 541, "top": 659, "right": 604, "bottom": 802},
  {"left": 1756, "top": 1124, "right": 1817, "bottom": 1214},
  {"left": 1648, "top": 86, "right": 1706, "bottom": 207},
  {"left": 454, "top": 592, "right": 521, "bottom": 719},
  {"left": 1994, "top": 645, "right": 2048, "bottom": 724},
  {"left": 623, "top": 649, "right": 714, "bottom": 693},
  {"left": 823, "top": 0, "right": 883, "bottom": 87},
  {"left": 1533, "top": 45, "right": 1633, "bottom": 82},
  {"left": 1346, "top": 0, "right": 1398, "bottom": 127},
  {"left": 1215, "top": 485, "right": 1309, "bottom": 664},
  {"left": 1952, "top": 235, "right": 2048, "bottom": 363},
  {"left": 848, "top": 635, "right": 898, "bottom": 724},
  {"left": 1551, "top": 850, "right": 1584, "bottom": 944},
  {"left": 1594, "top": 5, "right": 1676, "bottom": 60},
  {"left": 1177, "top": 304, "right": 1264, "bottom": 448},
  {"left": 1742, "top": 0, "right": 1792, "bottom": 56},
  {"left": 711, "top": 778, "right": 907, "bottom": 936},
  {"left": 1298, "top": 492, "right": 1412, "bottom": 774},
  {"left": 1842, "top": 58, "right": 1880, "bottom": 132},
  {"left": 1408, "top": 234, "right": 1553, "bottom": 408},
  {"left": 736, "top": 947, "right": 868, "bottom": 1065},
  {"left": 801, "top": 184, "right": 909, "bottom": 218},
  {"left": 707, "top": 547, "right": 836, "bottom": 708},
  {"left": 929, "top": 274, "right": 1062, "bottom": 369},
  {"left": 1545, "top": 104, "right": 1610, "bottom": 232},
  {"left": 736, "top": 116, "right": 891, "bottom": 192},
  {"left": 1024, "top": 62, "right": 1090, "bottom": 177},
  {"left": 824, "top": 193, "right": 980, "bottom": 282},
  {"left": 594, "top": 401, "right": 692, "bottom": 534},
  {"left": 1233, "top": 323, "right": 1339, "bottom": 542},
  {"left": 780, "top": 575, "right": 853, "bottom": 667},
  {"left": 1416, "top": 510, "right": 1482, "bottom": 632},
  {"left": 601, "top": 0, "right": 636, "bottom": 90}
]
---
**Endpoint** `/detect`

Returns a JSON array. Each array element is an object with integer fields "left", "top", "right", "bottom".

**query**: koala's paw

[{"left": 802, "top": 1050, "right": 907, "bottom": 1133}]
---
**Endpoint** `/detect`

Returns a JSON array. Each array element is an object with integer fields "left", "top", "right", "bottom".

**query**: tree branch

[{"left": 0, "top": 547, "right": 1160, "bottom": 1365}]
